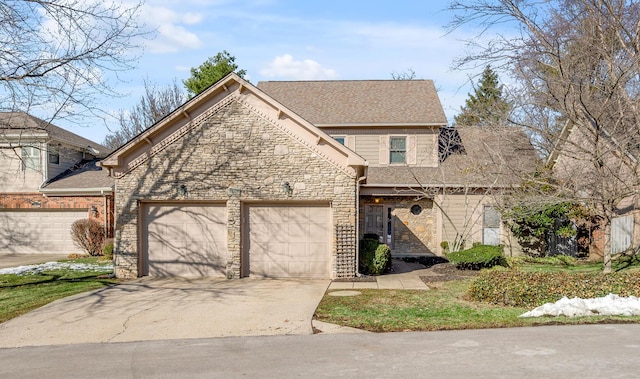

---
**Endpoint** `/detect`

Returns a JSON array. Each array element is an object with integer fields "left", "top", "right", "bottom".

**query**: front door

[{"left": 364, "top": 204, "right": 394, "bottom": 247}]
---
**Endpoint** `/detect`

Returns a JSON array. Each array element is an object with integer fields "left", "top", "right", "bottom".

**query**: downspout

[{"left": 355, "top": 172, "right": 367, "bottom": 277}]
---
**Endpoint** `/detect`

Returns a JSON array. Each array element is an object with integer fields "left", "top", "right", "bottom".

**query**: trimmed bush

[
  {"left": 359, "top": 237, "right": 391, "bottom": 275},
  {"left": 469, "top": 270, "right": 640, "bottom": 307},
  {"left": 447, "top": 245, "right": 507, "bottom": 270},
  {"left": 102, "top": 238, "right": 114, "bottom": 260},
  {"left": 70, "top": 218, "right": 105, "bottom": 256}
]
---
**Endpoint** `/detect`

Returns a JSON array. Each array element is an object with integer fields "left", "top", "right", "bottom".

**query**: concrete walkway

[{"left": 327, "top": 258, "right": 431, "bottom": 290}]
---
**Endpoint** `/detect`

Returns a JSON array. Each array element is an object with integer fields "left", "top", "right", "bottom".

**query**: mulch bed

[{"left": 419, "top": 263, "right": 480, "bottom": 283}]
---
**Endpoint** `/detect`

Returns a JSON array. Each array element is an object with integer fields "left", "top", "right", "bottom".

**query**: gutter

[{"left": 39, "top": 187, "right": 113, "bottom": 196}]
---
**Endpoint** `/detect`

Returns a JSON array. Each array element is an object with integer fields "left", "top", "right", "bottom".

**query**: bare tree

[
  {"left": 0, "top": 0, "right": 145, "bottom": 124},
  {"left": 103, "top": 79, "right": 186, "bottom": 149},
  {"left": 448, "top": 0, "right": 640, "bottom": 272},
  {"left": 391, "top": 68, "right": 417, "bottom": 80}
]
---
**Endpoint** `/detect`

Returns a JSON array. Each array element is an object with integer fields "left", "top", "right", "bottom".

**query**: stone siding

[
  {"left": 114, "top": 99, "right": 358, "bottom": 279},
  {"left": 360, "top": 196, "right": 437, "bottom": 255}
]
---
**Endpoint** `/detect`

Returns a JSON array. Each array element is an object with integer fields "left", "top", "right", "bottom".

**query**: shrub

[
  {"left": 447, "top": 245, "right": 507, "bottom": 270},
  {"left": 469, "top": 270, "right": 640, "bottom": 307},
  {"left": 102, "top": 238, "right": 114, "bottom": 260},
  {"left": 359, "top": 237, "right": 391, "bottom": 275},
  {"left": 70, "top": 219, "right": 105, "bottom": 256}
]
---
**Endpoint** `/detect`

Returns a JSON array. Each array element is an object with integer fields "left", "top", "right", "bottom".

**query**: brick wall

[{"left": 114, "top": 99, "right": 358, "bottom": 279}]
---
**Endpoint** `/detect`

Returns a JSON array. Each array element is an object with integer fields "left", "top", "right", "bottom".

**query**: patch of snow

[
  {"left": 0, "top": 261, "right": 113, "bottom": 276},
  {"left": 520, "top": 294, "right": 640, "bottom": 317}
]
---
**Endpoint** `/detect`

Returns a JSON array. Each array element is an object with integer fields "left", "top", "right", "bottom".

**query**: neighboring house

[
  {"left": 0, "top": 112, "right": 114, "bottom": 255},
  {"left": 548, "top": 120, "right": 640, "bottom": 258},
  {"left": 103, "top": 73, "right": 537, "bottom": 279}
]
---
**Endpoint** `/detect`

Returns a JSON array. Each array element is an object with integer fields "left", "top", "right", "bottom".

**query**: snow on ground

[
  {"left": 0, "top": 261, "right": 113, "bottom": 276},
  {"left": 520, "top": 294, "right": 640, "bottom": 317}
]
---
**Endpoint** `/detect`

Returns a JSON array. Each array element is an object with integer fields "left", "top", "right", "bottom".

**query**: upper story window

[
  {"left": 389, "top": 136, "right": 406, "bottom": 164},
  {"left": 22, "top": 146, "right": 41, "bottom": 171},
  {"left": 333, "top": 136, "right": 346, "bottom": 145},
  {"left": 48, "top": 148, "right": 60, "bottom": 165}
]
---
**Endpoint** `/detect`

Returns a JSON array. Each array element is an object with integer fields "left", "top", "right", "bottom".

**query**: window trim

[
  {"left": 22, "top": 145, "right": 41, "bottom": 171},
  {"left": 333, "top": 135, "right": 346, "bottom": 145},
  {"left": 48, "top": 148, "right": 60, "bottom": 165},
  {"left": 389, "top": 135, "right": 407, "bottom": 164}
]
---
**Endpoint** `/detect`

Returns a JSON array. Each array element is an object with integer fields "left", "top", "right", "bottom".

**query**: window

[
  {"left": 22, "top": 146, "right": 40, "bottom": 171},
  {"left": 48, "top": 148, "right": 60, "bottom": 165},
  {"left": 389, "top": 136, "right": 406, "bottom": 164},
  {"left": 333, "top": 136, "right": 345, "bottom": 145},
  {"left": 483, "top": 206, "right": 500, "bottom": 246}
]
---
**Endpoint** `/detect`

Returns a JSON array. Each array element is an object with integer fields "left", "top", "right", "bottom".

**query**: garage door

[
  {"left": 0, "top": 209, "right": 87, "bottom": 254},
  {"left": 246, "top": 204, "right": 330, "bottom": 278},
  {"left": 144, "top": 204, "right": 227, "bottom": 277}
]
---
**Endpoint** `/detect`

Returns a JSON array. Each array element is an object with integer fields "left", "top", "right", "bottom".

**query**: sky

[{"left": 62, "top": 0, "right": 488, "bottom": 144}]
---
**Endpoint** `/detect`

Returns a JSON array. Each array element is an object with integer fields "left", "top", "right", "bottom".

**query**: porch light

[{"left": 177, "top": 184, "right": 187, "bottom": 197}]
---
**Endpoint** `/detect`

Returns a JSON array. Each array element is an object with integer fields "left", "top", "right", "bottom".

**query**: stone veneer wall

[
  {"left": 114, "top": 99, "right": 358, "bottom": 279},
  {"left": 360, "top": 196, "right": 437, "bottom": 255}
]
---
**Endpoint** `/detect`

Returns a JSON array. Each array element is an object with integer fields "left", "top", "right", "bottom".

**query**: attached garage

[
  {"left": 142, "top": 203, "right": 228, "bottom": 277},
  {"left": 245, "top": 204, "right": 330, "bottom": 279},
  {"left": 0, "top": 209, "right": 87, "bottom": 254},
  {"left": 104, "top": 74, "right": 365, "bottom": 279}
]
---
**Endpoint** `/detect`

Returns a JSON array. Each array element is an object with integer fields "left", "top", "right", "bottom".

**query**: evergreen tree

[
  {"left": 183, "top": 51, "right": 246, "bottom": 97},
  {"left": 454, "top": 66, "right": 511, "bottom": 126}
]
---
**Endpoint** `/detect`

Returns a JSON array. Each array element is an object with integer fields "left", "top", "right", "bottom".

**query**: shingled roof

[
  {"left": 257, "top": 80, "right": 447, "bottom": 126},
  {"left": 364, "top": 126, "right": 539, "bottom": 190},
  {"left": 0, "top": 112, "right": 109, "bottom": 157},
  {"left": 41, "top": 159, "right": 114, "bottom": 192}
]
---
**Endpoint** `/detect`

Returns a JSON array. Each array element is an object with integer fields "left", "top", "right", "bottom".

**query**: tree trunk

[{"left": 602, "top": 220, "right": 612, "bottom": 274}]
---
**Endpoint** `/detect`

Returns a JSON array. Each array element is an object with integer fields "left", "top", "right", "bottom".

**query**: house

[
  {"left": 0, "top": 112, "right": 114, "bottom": 255},
  {"left": 548, "top": 119, "right": 640, "bottom": 258},
  {"left": 103, "top": 73, "right": 536, "bottom": 279},
  {"left": 258, "top": 80, "right": 537, "bottom": 256}
]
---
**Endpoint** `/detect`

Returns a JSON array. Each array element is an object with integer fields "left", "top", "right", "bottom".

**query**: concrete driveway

[{"left": 0, "top": 277, "right": 329, "bottom": 348}]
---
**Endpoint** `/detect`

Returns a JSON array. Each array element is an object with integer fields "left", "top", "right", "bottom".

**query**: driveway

[
  {"left": 0, "top": 254, "right": 69, "bottom": 269},
  {"left": 0, "top": 277, "right": 329, "bottom": 348}
]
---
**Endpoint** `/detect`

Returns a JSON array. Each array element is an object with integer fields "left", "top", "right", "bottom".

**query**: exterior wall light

[
  {"left": 90, "top": 205, "right": 98, "bottom": 217},
  {"left": 178, "top": 184, "right": 187, "bottom": 197},
  {"left": 282, "top": 181, "right": 293, "bottom": 196}
]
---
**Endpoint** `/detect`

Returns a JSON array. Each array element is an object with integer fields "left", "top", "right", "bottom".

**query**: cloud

[
  {"left": 140, "top": 4, "right": 204, "bottom": 53},
  {"left": 260, "top": 54, "right": 337, "bottom": 80}
]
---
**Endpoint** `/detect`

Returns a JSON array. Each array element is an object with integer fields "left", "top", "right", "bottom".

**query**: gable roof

[
  {"left": 0, "top": 112, "right": 109, "bottom": 157},
  {"left": 101, "top": 73, "right": 367, "bottom": 177},
  {"left": 257, "top": 80, "right": 447, "bottom": 126},
  {"left": 363, "top": 126, "right": 539, "bottom": 193}
]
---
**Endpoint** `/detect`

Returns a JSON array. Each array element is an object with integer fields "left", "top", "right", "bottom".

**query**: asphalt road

[{"left": 1, "top": 324, "right": 639, "bottom": 378}]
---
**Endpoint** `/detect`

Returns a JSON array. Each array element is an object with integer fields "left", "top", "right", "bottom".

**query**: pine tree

[{"left": 454, "top": 66, "right": 511, "bottom": 126}]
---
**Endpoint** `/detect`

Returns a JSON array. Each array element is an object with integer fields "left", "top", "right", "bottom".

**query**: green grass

[
  {"left": 315, "top": 257, "right": 640, "bottom": 332},
  {"left": 0, "top": 257, "right": 117, "bottom": 323}
]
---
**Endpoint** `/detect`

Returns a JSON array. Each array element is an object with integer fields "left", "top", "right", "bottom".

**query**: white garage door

[
  {"left": 144, "top": 204, "right": 227, "bottom": 277},
  {"left": 246, "top": 204, "right": 330, "bottom": 278},
  {"left": 0, "top": 210, "right": 88, "bottom": 254}
]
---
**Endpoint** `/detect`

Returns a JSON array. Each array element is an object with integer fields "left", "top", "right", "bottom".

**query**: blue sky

[{"left": 65, "top": 0, "right": 488, "bottom": 143}]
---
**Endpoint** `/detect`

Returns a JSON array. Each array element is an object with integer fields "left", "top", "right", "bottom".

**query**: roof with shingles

[
  {"left": 0, "top": 112, "right": 109, "bottom": 157},
  {"left": 257, "top": 80, "right": 447, "bottom": 126},
  {"left": 365, "top": 126, "right": 539, "bottom": 189},
  {"left": 41, "top": 159, "right": 114, "bottom": 190}
]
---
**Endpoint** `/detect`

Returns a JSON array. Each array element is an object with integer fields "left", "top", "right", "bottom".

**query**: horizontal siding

[
  {"left": 355, "top": 135, "right": 380, "bottom": 166},
  {"left": 416, "top": 133, "right": 437, "bottom": 167},
  {"left": 0, "top": 145, "right": 44, "bottom": 192},
  {"left": 47, "top": 145, "right": 84, "bottom": 180},
  {"left": 440, "top": 194, "right": 486, "bottom": 247}
]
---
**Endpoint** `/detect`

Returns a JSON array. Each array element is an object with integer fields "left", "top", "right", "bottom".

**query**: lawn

[
  {"left": 0, "top": 257, "right": 117, "bottom": 323},
  {"left": 314, "top": 256, "right": 640, "bottom": 332}
]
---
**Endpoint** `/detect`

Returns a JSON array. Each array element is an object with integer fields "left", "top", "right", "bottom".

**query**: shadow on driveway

[{"left": 0, "top": 277, "right": 330, "bottom": 348}]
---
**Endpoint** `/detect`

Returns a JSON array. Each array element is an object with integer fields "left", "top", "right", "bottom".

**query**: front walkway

[{"left": 328, "top": 259, "right": 431, "bottom": 290}]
